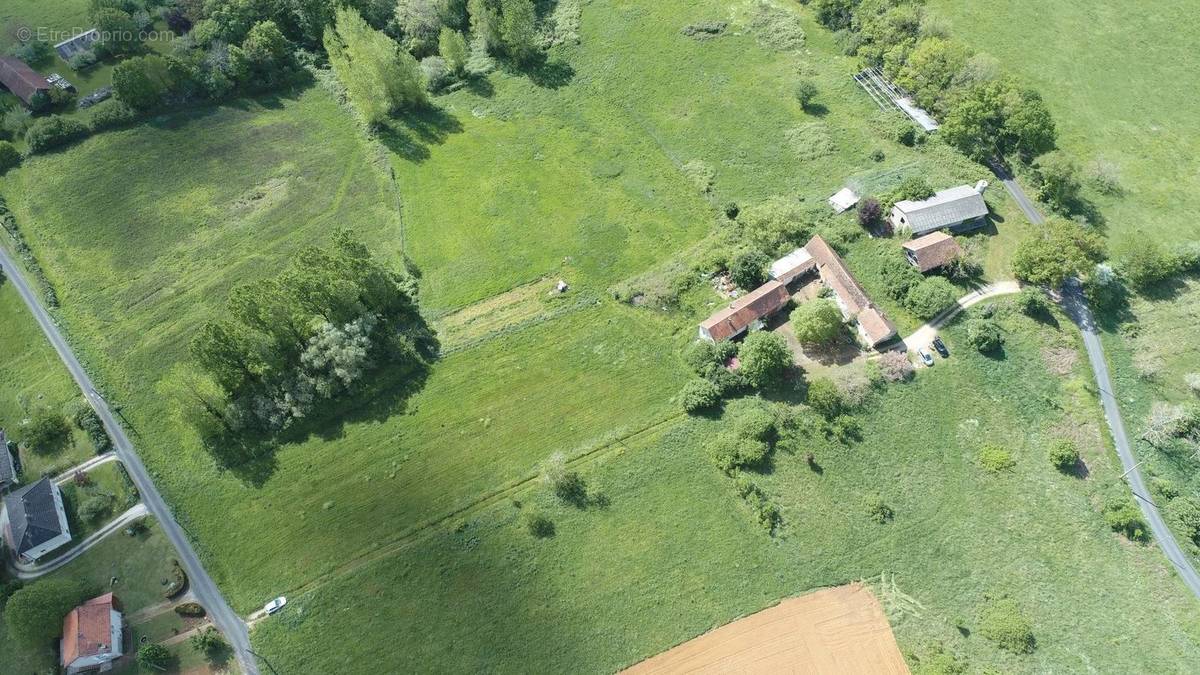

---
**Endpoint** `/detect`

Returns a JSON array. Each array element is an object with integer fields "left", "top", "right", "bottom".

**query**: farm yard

[{"left": 0, "top": 0, "right": 1199, "bottom": 673}]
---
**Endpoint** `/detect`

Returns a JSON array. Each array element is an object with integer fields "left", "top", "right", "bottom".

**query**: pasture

[
  {"left": 1, "top": 0, "right": 1197, "bottom": 672},
  {"left": 927, "top": 0, "right": 1200, "bottom": 251},
  {"left": 252, "top": 300, "right": 1200, "bottom": 674}
]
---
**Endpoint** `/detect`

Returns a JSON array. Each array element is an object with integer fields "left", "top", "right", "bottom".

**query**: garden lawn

[
  {"left": 252, "top": 300, "right": 1200, "bottom": 673},
  {"left": 927, "top": 0, "right": 1200, "bottom": 251},
  {"left": 59, "top": 460, "right": 138, "bottom": 540},
  {"left": 0, "top": 516, "right": 179, "bottom": 672},
  {"left": 0, "top": 281, "right": 93, "bottom": 478}
]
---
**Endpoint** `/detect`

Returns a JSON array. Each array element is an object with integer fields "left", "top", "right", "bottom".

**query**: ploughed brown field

[{"left": 623, "top": 584, "right": 909, "bottom": 675}]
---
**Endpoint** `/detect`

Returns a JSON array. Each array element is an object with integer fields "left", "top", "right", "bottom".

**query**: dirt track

[{"left": 622, "top": 584, "right": 909, "bottom": 675}]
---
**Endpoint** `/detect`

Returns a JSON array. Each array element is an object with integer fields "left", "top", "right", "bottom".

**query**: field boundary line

[{"left": 271, "top": 412, "right": 687, "bottom": 604}]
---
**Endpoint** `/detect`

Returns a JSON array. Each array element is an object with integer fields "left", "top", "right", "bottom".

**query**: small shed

[
  {"left": 902, "top": 232, "right": 964, "bottom": 273},
  {"left": 828, "top": 188, "right": 860, "bottom": 214}
]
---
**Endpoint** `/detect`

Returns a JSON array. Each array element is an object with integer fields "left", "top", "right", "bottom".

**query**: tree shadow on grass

[
  {"left": 376, "top": 106, "right": 464, "bottom": 163},
  {"left": 497, "top": 53, "right": 576, "bottom": 90},
  {"left": 203, "top": 360, "right": 434, "bottom": 487}
]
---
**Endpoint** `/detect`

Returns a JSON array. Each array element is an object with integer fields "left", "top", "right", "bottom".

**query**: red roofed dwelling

[
  {"left": 804, "top": 235, "right": 897, "bottom": 348},
  {"left": 61, "top": 593, "right": 124, "bottom": 674},
  {"left": 0, "top": 56, "right": 50, "bottom": 107},
  {"left": 902, "top": 231, "right": 964, "bottom": 273},
  {"left": 699, "top": 280, "right": 790, "bottom": 342}
]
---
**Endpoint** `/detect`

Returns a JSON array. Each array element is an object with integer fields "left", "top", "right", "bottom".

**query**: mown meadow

[{"left": 2, "top": 0, "right": 1200, "bottom": 672}]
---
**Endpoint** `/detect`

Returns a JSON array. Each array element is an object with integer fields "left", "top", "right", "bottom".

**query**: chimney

[{"left": 974, "top": 180, "right": 989, "bottom": 195}]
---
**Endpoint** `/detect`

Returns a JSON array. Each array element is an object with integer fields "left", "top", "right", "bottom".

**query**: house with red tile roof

[
  {"left": 804, "top": 235, "right": 897, "bottom": 348},
  {"left": 61, "top": 593, "right": 124, "bottom": 674},
  {"left": 698, "top": 280, "right": 790, "bottom": 343}
]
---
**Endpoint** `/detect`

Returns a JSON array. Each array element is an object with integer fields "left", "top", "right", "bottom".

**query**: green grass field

[
  {"left": 927, "top": 0, "right": 1200, "bottom": 252},
  {"left": 253, "top": 300, "right": 1200, "bottom": 673},
  {"left": 0, "top": 281, "right": 94, "bottom": 478},
  {"left": 0, "top": 517, "right": 180, "bottom": 673},
  {"left": 3, "top": 0, "right": 1199, "bottom": 672}
]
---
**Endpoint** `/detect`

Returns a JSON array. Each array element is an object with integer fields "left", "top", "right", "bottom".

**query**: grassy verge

[{"left": 0, "top": 281, "right": 94, "bottom": 478}]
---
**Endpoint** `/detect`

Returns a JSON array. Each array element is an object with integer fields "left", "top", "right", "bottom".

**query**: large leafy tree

[
  {"left": 895, "top": 37, "right": 972, "bottom": 112},
  {"left": 4, "top": 579, "right": 88, "bottom": 647},
  {"left": 325, "top": 6, "right": 427, "bottom": 125},
  {"left": 791, "top": 299, "right": 844, "bottom": 346},
  {"left": 1010, "top": 218, "right": 1106, "bottom": 288},
  {"left": 738, "top": 332, "right": 793, "bottom": 388},
  {"left": 499, "top": 0, "right": 537, "bottom": 63}
]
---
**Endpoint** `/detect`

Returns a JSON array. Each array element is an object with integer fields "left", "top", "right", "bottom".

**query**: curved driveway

[{"left": 0, "top": 246, "right": 258, "bottom": 673}]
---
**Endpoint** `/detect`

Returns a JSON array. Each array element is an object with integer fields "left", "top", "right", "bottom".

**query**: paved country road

[
  {"left": 0, "top": 247, "right": 259, "bottom": 674},
  {"left": 992, "top": 167, "right": 1200, "bottom": 600}
]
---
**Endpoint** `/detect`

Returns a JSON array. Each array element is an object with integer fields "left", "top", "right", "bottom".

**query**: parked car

[
  {"left": 263, "top": 596, "right": 287, "bottom": 615},
  {"left": 918, "top": 349, "right": 934, "bottom": 366},
  {"left": 932, "top": 337, "right": 949, "bottom": 358}
]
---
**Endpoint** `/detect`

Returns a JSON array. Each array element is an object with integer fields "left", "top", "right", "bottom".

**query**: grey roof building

[
  {"left": 54, "top": 30, "right": 100, "bottom": 61},
  {"left": 3, "top": 477, "right": 72, "bottom": 560},
  {"left": 891, "top": 181, "right": 990, "bottom": 236},
  {"left": 0, "top": 429, "right": 16, "bottom": 492}
]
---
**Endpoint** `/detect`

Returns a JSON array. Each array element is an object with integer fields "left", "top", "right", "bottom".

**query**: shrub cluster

[
  {"left": 1103, "top": 497, "right": 1147, "bottom": 542},
  {"left": 863, "top": 495, "right": 893, "bottom": 524},
  {"left": 977, "top": 594, "right": 1036, "bottom": 654},
  {"left": 978, "top": 444, "right": 1014, "bottom": 473},
  {"left": 733, "top": 474, "right": 781, "bottom": 534},
  {"left": 1047, "top": 440, "right": 1079, "bottom": 472},
  {"left": 965, "top": 318, "right": 1004, "bottom": 353},
  {"left": 69, "top": 400, "right": 113, "bottom": 454},
  {"left": 876, "top": 248, "right": 960, "bottom": 318},
  {"left": 709, "top": 405, "right": 777, "bottom": 474}
]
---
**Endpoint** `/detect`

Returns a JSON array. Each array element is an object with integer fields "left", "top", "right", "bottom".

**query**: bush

[
  {"left": 896, "top": 176, "right": 935, "bottom": 202},
  {"left": 174, "top": 602, "right": 207, "bottom": 617},
  {"left": 893, "top": 119, "right": 917, "bottom": 146},
  {"left": 1032, "top": 152, "right": 1083, "bottom": 215},
  {"left": 679, "top": 379, "right": 721, "bottom": 414},
  {"left": 739, "top": 331, "right": 792, "bottom": 389},
  {"left": 22, "top": 409, "right": 71, "bottom": 454},
  {"left": 734, "top": 476, "right": 782, "bottom": 533},
  {"left": 25, "top": 116, "right": 89, "bottom": 154},
  {"left": 523, "top": 510, "right": 555, "bottom": 538},
  {"left": 978, "top": 595, "right": 1036, "bottom": 654},
  {"left": 1015, "top": 287, "right": 1050, "bottom": 317},
  {"left": 729, "top": 250, "right": 770, "bottom": 290},
  {"left": 138, "top": 643, "right": 172, "bottom": 670},
  {"left": 89, "top": 101, "right": 139, "bottom": 132},
  {"left": 164, "top": 561, "right": 187, "bottom": 598},
  {"left": 709, "top": 433, "right": 769, "bottom": 473},
  {"left": 795, "top": 79, "right": 818, "bottom": 110},
  {"left": 965, "top": 318, "right": 1004, "bottom": 353},
  {"left": 857, "top": 197, "right": 882, "bottom": 227},
  {"left": 0, "top": 141, "right": 19, "bottom": 174},
  {"left": 1103, "top": 497, "right": 1147, "bottom": 541},
  {"left": 878, "top": 350, "right": 914, "bottom": 382},
  {"left": 978, "top": 444, "right": 1015, "bottom": 473},
  {"left": 864, "top": 495, "right": 893, "bottom": 524},
  {"left": 1120, "top": 239, "right": 1180, "bottom": 291},
  {"left": 904, "top": 277, "right": 959, "bottom": 319},
  {"left": 190, "top": 626, "right": 227, "bottom": 659},
  {"left": 734, "top": 406, "right": 777, "bottom": 443},
  {"left": 79, "top": 494, "right": 115, "bottom": 523},
  {"left": 1047, "top": 440, "right": 1079, "bottom": 472},
  {"left": 791, "top": 299, "right": 844, "bottom": 345},
  {"left": 539, "top": 452, "right": 587, "bottom": 506},
  {"left": 806, "top": 378, "right": 843, "bottom": 418},
  {"left": 419, "top": 55, "right": 451, "bottom": 90},
  {"left": 69, "top": 50, "right": 98, "bottom": 71}
]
